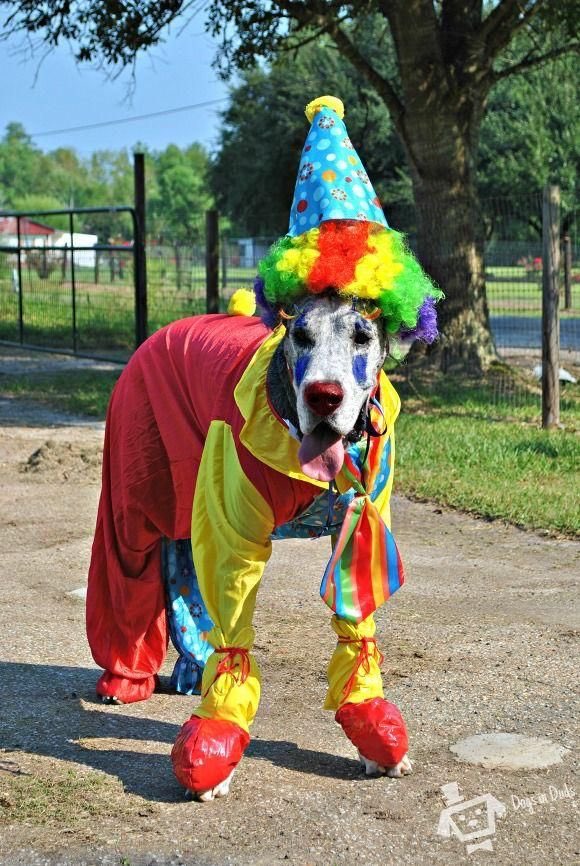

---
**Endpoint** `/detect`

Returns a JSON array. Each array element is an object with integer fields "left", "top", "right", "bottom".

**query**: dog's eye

[
  {"left": 354, "top": 329, "right": 372, "bottom": 346},
  {"left": 293, "top": 327, "right": 314, "bottom": 348}
]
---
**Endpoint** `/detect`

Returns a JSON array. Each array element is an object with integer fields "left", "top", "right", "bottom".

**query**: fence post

[
  {"left": 16, "top": 215, "right": 23, "bottom": 344},
  {"left": 68, "top": 212, "right": 78, "bottom": 352},
  {"left": 541, "top": 184, "right": 560, "bottom": 428},
  {"left": 134, "top": 152, "right": 148, "bottom": 348},
  {"left": 206, "top": 209, "right": 219, "bottom": 314},
  {"left": 221, "top": 235, "right": 227, "bottom": 291},
  {"left": 562, "top": 235, "right": 572, "bottom": 310}
]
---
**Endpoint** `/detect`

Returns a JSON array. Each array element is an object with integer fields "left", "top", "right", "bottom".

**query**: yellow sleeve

[
  {"left": 191, "top": 420, "right": 274, "bottom": 731},
  {"left": 373, "top": 371, "right": 400, "bottom": 528}
]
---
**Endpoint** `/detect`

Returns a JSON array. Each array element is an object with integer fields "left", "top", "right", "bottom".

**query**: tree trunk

[
  {"left": 384, "top": 1, "right": 497, "bottom": 373},
  {"left": 411, "top": 168, "right": 497, "bottom": 373}
]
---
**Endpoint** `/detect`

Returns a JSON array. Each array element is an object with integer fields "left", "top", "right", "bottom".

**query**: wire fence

[{"left": 0, "top": 194, "right": 578, "bottom": 421}]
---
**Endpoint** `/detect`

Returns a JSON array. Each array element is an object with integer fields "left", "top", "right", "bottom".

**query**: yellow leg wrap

[
  {"left": 324, "top": 614, "right": 384, "bottom": 711},
  {"left": 194, "top": 626, "right": 260, "bottom": 734}
]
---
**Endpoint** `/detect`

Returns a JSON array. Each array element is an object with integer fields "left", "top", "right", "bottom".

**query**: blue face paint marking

[
  {"left": 354, "top": 319, "right": 373, "bottom": 337},
  {"left": 295, "top": 353, "right": 311, "bottom": 387},
  {"left": 352, "top": 353, "right": 368, "bottom": 386},
  {"left": 294, "top": 311, "right": 308, "bottom": 330}
]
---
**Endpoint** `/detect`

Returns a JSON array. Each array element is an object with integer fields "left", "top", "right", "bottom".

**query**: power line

[{"left": 29, "top": 97, "right": 229, "bottom": 137}]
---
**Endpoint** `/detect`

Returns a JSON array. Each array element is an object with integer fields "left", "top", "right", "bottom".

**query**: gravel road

[{"left": 0, "top": 349, "right": 577, "bottom": 866}]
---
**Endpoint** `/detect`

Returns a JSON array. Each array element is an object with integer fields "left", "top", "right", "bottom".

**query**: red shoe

[
  {"left": 96, "top": 672, "right": 158, "bottom": 704},
  {"left": 336, "top": 697, "right": 409, "bottom": 768},
  {"left": 171, "top": 716, "right": 250, "bottom": 795}
]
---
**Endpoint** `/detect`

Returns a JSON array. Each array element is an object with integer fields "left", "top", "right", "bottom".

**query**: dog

[
  {"left": 86, "top": 273, "right": 422, "bottom": 800},
  {"left": 87, "top": 93, "right": 442, "bottom": 800}
]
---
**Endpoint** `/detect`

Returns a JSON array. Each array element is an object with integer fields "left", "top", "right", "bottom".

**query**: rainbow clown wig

[
  {"left": 230, "top": 95, "right": 443, "bottom": 343},
  {"left": 254, "top": 220, "right": 442, "bottom": 341}
]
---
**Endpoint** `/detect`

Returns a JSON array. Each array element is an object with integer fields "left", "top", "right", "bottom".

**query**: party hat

[
  {"left": 288, "top": 96, "right": 389, "bottom": 237},
  {"left": 252, "top": 95, "right": 443, "bottom": 342}
]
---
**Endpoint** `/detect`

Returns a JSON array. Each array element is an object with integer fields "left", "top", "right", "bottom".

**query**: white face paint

[{"left": 283, "top": 295, "right": 387, "bottom": 438}]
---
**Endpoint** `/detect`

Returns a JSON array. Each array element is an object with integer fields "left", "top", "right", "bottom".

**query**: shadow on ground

[{"left": 0, "top": 662, "right": 362, "bottom": 803}]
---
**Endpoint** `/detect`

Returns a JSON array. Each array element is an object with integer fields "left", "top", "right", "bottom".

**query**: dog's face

[{"left": 283, "top": 295, "right": 387, "bottom": 481}]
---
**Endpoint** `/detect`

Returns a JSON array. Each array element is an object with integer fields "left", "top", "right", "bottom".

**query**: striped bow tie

[{"left": 319, "top": 399, "right": 404, "bottom": 622}]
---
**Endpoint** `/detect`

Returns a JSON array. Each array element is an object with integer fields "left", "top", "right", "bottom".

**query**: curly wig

[{"left": 256, "top": 220, "right": 443, "bottom": 339}]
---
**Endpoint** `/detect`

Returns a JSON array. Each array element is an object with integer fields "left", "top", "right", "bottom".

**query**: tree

[
  {"left": 2, "top": 1, "right": 578, "bottom": 370},
  {"left": 212, "top": 40, "right": 407, "bottom": 236},
  {"left": 478, "top": 31, "right": 579, "bottom": 236},
  {"left": 0, "top": 122, "right": 48, "bottom": 207},
  {"left": 149, "top": 143, "right": 212, "bottom": 241}
]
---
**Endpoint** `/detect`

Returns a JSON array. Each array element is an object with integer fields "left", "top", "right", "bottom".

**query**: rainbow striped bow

[{"left": 319, "top": 407, "right": 404, "bottom": 622}]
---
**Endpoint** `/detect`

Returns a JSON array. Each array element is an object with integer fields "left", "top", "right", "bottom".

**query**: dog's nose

[{"left": 304, "top": 381, "right": 344, "bottom": 416}]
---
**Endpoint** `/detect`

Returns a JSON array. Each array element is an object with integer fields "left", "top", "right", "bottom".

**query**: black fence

[
  {"left": 0, "top": 195, "right": 578, "bottom": 368},
  {"left": 0, "top": 205, "right": 146, "bottom": 362}
]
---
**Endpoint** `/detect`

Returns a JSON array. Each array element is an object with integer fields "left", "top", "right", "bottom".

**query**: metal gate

[{"left": 0, "top": 205, "right": 147, "bottom": 362}]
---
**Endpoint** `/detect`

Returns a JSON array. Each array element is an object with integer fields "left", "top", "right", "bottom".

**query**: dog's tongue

[{"left": 298, "top": 426, "right": 345, "bottom": 482}]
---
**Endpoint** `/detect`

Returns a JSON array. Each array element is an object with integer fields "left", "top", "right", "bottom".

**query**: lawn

[
  {"left": 392, "top": 366, "right": 579, "bottom": 537},
  {"left": 1, "top": 360, "right": 578, "bottom": 537},
  {"left": 1, "top": 260, "right": 578, "bottom": 358}
]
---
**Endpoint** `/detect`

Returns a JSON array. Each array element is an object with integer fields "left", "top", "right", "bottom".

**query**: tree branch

[
  {"left": 493, "top": 41, "right": 580, "bottom": 80},
  {"left": 480, "top": 0, "right": 542, "bottom": 61},
  {"left": 323, "top": 20, "right": 405, "bottom": 134}
]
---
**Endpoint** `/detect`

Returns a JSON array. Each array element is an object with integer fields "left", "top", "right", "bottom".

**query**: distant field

[
  {"left": 486, "top": 265, "right": 579, "bottom": 317},
  {"left": 0, "top": 260, "right": 578, "bottom": 357}
]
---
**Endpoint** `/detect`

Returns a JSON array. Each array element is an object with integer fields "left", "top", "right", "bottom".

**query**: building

[{"left": 0, "top": 216, "right": 56, "bottom": 248}]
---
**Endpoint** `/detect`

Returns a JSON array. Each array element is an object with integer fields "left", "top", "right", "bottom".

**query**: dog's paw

[
  {"left": 171, "top": 716, "right": 249, "bottom": 795},
  {"left": 336, "top": 698, "right": 409, "bottom": 768},
  {"left": 188, "top": 768, "right": 236, "bottom": 802},
  {"left": 358, "top": 750, "right": 413, "bottom": 778},
  {"left": 385, "top": 753, "right": 413, "bottom": 778},
  {"left": 98, "top": 694, "right": 124, "bottom": 705}
]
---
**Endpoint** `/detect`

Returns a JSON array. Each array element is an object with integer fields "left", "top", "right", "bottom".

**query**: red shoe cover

[
  {"left": 96, "top": 672, "right": 157, "bottom": 704},
  {"left": 336, "top": 698, "right": 408, "bottom": 767},
  {"left": 171, "top": 716, "right": 250, "bottom": 793}
]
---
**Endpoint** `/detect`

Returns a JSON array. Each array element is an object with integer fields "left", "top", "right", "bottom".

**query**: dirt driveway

[{"left": 0, "top": 367, "right": 578, "bottom": 865}]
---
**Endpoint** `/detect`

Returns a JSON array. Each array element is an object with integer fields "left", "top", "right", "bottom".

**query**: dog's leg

[
  {"left": 188, "top": 767, "right": 237, "bottom": 802},
  {"left": 358, "top": 751, "right": 413, "bottom": 777},
  {"left": 87, "top": 401, "right": 169, "bottom": 706},
  {"left": 171, "top": 422, "right": 274, "bottom": 799},
  {"left": 325, "top": 614, "right": 411, "bottom": 777},
  {"left": 163, "top": 539, "right": 213, "bottom": 696}
]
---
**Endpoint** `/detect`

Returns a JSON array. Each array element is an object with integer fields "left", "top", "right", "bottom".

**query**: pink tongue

[{"left": 298, "top": 427, "right": 345, "bottom": 482}]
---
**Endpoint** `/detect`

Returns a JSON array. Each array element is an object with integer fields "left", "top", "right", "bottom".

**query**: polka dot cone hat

[{"left": 288, "top": 95, "right": 389, "bottom": 237}]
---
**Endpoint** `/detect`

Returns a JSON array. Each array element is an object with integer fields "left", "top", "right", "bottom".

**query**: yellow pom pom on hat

[
  {"left": 227, "top": 288, "right": 256, "bottom": 317},
  {"left": 305, "top": 95, "right": 344, "bottom": 123}
]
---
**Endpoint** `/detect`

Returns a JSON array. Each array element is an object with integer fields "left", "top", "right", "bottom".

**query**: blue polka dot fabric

[
  {"left": 162, "top": 539, "right": 214, "bottom": 696},
  {"left": 288, "top": 105, "right": 389, "bottom": 237}
]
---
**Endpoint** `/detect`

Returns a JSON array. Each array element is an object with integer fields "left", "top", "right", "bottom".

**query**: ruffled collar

[{"left": 234, "top": 325, "right": 400, "bottom": 493}]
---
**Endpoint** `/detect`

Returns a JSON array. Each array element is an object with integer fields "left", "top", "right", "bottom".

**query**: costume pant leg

[
  {"left": 163, "top": 539, "right": 213, "bottom": 695},
  {"left": 324, "top": 613, "right": 384, "bottom": 710},
  {"left": 86, "top": 418, "right": 168, "bottom": 704},
  {"left": 189, "top": 421, "right": 275, "bottom": 734}
]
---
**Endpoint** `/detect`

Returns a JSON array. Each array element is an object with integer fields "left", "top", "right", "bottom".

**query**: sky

[{"left": 0, "top": 14, "right": 230, "bottom": 157}]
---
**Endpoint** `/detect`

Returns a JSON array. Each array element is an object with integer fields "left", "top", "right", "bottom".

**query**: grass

[
  {"left": 393, "top": 366, "right": 580, "bottom": 537},
  {"left": 396, "top": 414, "right": 579, "bottom": 536},
  {"left": 0, "top": 767, "right": 128, "bottom": 824},
  {"left": 1, "top": 358, "right": 578, "bottom": 537},
  {"left": 0, "top": 369, "right": 122, "bottom": 416}
]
